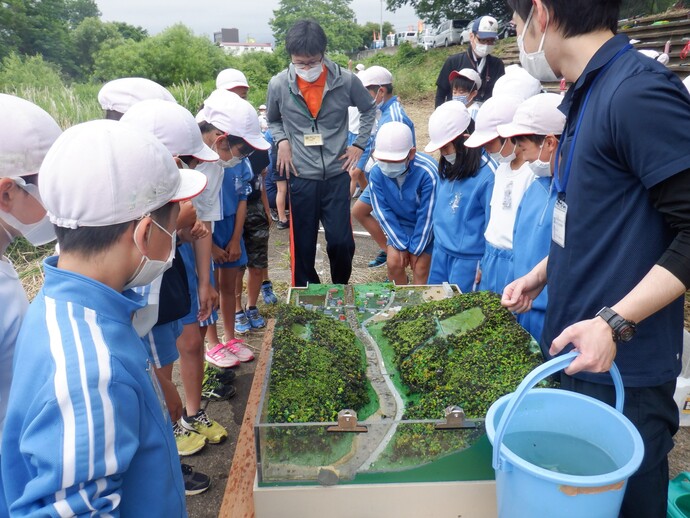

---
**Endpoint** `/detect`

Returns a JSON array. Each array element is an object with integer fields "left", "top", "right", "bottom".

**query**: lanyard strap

[
  {"left": 554, "top": 43, "right": 632, "bottom": 193},
  {"left": 288, "top": 89, "right": 317, "bottom": 128}
]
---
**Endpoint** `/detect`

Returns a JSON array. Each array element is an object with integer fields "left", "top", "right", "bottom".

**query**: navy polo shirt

[{"left": 542, "top": 33, "right": 690, "bottom": 386}]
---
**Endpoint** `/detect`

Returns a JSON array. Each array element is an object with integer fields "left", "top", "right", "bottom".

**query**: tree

[
  {"left": 92, "top": 24, "right": 228, "bottom": 86},
  {"left": 386, "top": 0, "right": 510, "bottom": 27},
  {"left": 65, "top": 0, "right": 100, "bottom": 29},
  {"left": 110, "top": 21, "right": 148, "bottom": 42},
  {"left": 359, "top": 21, "right": 395, "bottom": 49},
  {"left": 270, "top": 0, "right": 363, "bottom": 54},
  {"left": 70, "top": 17, "right": 124, "bottom": 78}
]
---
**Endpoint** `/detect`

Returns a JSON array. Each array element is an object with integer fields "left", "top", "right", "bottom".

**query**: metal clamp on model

[
  {"left": 435, "top": 405, "right": 482, "bottom": 430},
  {"left": 327, "top": 409, "right": 368, "bottom": 433}
]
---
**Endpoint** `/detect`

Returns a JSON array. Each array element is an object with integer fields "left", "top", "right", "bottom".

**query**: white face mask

[
  {"left": 490, "top": 140, "right": 516, "bottom": 164},
  {"left": 474, "top": 43, "right": 494, "bottom": 58},
  {"left": 528, "top": 141, "right": 553, "bottom": 177},
  {"left": 453, "top": 94, "right": 469, "bottom": 105},
  {"left": 123, "top": 218, "right": 176, "bottom": 291},
  {"left": 517, "top": 7, "right": 559, "bottom": 82},
  {"left": 219, "top": 148, "right": 244, "bottom": 169},
  {"left": 0, "top": 178, "right": 56, "bottom": 246},
  {"left": 293, "top": 63, "right": 323, "bottom": 83},
  {"left": 378, "top": 160, "right": 408, "bottom": 178},
  {"left": 443, "top": 153, "right": 457, "bottom": 165}
]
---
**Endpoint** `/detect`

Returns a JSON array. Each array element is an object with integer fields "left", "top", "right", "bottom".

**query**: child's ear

[
  {"left": 132, "top": 217, "right": 154, "bottom": 255},
  {"left": 0, "top": 178, "right": 18, "bottom": 213}
]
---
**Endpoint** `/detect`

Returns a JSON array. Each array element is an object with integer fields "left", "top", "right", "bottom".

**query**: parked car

[
  {"left": 459, "top": 20, "right": 474, "bottom": 45},
  {"left": 433, "top": 19, "right": 471, "bottom": 47},
  {"left": 418, "top": 28, "right": 435, "bottom": 49},
  {"left": 498, "top": 19, "right": 517, "bottom": 39}
]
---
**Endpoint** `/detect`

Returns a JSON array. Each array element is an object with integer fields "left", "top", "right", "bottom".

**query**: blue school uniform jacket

[
  {"left": 1, "top": 257, "right": 186, "bottom": 517},
  {"left": 433, "top": 151, "right": 496, "bottom": 258},
  {"left": 511, "top": 176, "right": 557, "bottom": 312},
  {"left": 369, "top": 152, "right": 438, "bottom": 255},
  {"left": 357, "top": 96, "right": 416, "bottom": 170}
]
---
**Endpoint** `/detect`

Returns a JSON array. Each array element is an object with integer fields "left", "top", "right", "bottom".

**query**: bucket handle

[{"left": 492, "top": 351, "right": 624, "bottom": 471}]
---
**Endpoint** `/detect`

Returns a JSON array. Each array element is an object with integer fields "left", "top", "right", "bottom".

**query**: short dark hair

[
  {"left": 104, "top": 109, "right": 123, "bottom": 121},
  {"left": 55, "top": 202, "right": 176, "bottom": 258},
  {"left": 452, "top": 76, "right": 477, "bottom": 93},
  {"left": 507, "top": 0, "right": 622, "bottom": 38},
  {"left": 285, "top": 20, "right": 327, "bottom": 57},
  {"left": 366, "top": 84, "right": 394, "bottom": 95}
]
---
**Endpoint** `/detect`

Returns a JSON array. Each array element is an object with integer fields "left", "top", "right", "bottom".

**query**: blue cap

[{"left": 472, "top": 16, "right": 498, "bottom": 39}]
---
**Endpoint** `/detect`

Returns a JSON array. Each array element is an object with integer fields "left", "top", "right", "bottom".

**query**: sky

[{"left": 95, "top": 1, "right": 421, "bottom": 44}]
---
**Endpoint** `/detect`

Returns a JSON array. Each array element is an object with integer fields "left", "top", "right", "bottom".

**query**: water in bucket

[
  {"left": 486, "top": 351, "right": 645, "bottom": 518},
  {"left": 503, "top": 431, "right": 618, "bottom": 477}
]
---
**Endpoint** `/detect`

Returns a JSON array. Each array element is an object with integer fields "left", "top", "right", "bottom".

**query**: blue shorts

[
  {"left": 428, "top": 245, "right": 481, "bottom": 293},
  {"left": 141, "top": 319, "right": 183, "bottom": 369},
  {"left": 178, "top": 242, "right": 218, "bottom": 327},
  {"left": 212, "top": 213, "right": 248, "bottom": 269},
  {"left": 358, "top": 185, "right": 371, "bottom": 206},
  {"left": 478, "top": 242, "right": 513, "bottom": 295}
]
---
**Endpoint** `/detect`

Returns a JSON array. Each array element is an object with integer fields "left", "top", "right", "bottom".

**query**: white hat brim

[
  {"left": 218, "top": 81, "right": 249, "bottom": 91},
  {"left": 171, "top": 168, "right": 207, "bottom": 202},
  {"left": 497, "top": 121, "right": 535, "bottom": 138},
  {"left": 373, "top": 149, "right": 408, "bottom": 161},
  {"left": 424, "top": 138, "right": 452, "bottom": 153},
  {"left": 192, "top": 142, "right": 220, "bottom": 162},
  {"left": 465, "top": 129, "right": 499, "bottom": 148},
  {"left": 245, "top": 133, "right": 271, "bottom": 151}
]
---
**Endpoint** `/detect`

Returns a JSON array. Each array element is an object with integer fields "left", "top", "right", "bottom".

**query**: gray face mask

[{"left": 378, "top": 160, "right": 408, "bottom": 178}]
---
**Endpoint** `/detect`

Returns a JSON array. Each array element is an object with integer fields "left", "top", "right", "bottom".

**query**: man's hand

[
  {"left": 339, "top": 146, "right": 364, "bottom": 172},
  {"left": 501, "top": 258, "right": 548, "bottom": 313},
  {"left": 197, "top": 281, "right": 218, "bottom": 321},
  {"left": 549, "top": 317, "right": 617, "bottom": 375},
  {"left": 277, "top": 139, "right": 298, "bottom": 178}
]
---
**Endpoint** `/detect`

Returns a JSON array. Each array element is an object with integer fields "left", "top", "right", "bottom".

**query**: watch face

[{"left": 619, "top": 326, "right": 635, "bottom": 342}]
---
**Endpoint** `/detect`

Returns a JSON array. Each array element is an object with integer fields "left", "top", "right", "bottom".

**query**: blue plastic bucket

[{"left": 486, "top": 351, "right": 644, "bottom": 518}]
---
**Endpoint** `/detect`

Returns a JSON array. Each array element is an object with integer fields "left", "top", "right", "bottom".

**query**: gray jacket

[{"left": 266, "top": 58, "right": 376, "bottom": 181}]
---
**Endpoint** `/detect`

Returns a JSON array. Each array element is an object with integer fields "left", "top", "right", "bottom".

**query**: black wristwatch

[{"left": 596, "top": 307, "right": 637, "bottom": 343}]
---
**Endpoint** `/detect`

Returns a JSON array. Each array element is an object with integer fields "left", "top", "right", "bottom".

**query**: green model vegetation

[
  {"left": 268, "top": 305, "right": 370, "bottom": 423},
  {"left": 383, "top": 291, "right": 542, "bottom": 420}
]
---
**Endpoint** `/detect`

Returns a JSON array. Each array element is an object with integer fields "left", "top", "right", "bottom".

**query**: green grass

[{"left": 438, "top": 307, "right": 485, "bottom": 335}]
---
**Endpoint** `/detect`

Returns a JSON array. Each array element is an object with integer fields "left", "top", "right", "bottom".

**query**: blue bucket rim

[{"left": 486, "top": 388, "right": 645, "bottom": 487}]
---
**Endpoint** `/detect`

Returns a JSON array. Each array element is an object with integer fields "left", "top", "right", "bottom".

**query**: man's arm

[
  {"left": 435, "top": 56, "right": 455, "bottom": 108},
  {"left": 550, "top": 168, "right": 690, "bottom": 375},
  {"left": 266, "top": 76, "right": 287, "bottom": 144}
]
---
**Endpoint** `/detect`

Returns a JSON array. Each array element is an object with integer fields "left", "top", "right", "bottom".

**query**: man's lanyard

[
  {"left": 289, "top": 89, "right": 318, "bottom": 130},
  {"left": 554, "top": 44, "right": 632, "bottom": 194}
]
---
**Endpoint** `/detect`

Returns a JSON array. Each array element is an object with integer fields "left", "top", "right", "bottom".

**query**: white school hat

[
  {"left": 201, "top": 89, "right": 270, "bottom": 150},
  {"left": 39, "top": 120, "right": 207, "bottom": 228},
  {"left": 259, "top": 104, "right": 267, "bottom": 110},
  {"left": 358, "top": 65, "right": 393, "bottom": 87},
  {"left": 98, "top": 77, "right": 176, "bottom": 114},
  {"left": 492, "top": 65, "right": 542, "bottom": 102},
  {"left": 424, "top": 101, "right": 472, "bottom": 152},
  {"left": 355, "top": 63, "right": 366, "bottom": 72},
  {"left": 465, "top": 96, "right": 522, "bottom": 148},
  {"left": 0, "top": 94, "right": 62, "bottom": 178},
  {"left": 216, "top": 68, "right": 250, "bottom": 91},
  {"left": 497, "top": 93, "right": 566, "bottom": 138},
  {"left": 373, "top": 121, "right": 414, "bottom": 161},
  {"left": 121, "top": 99, "right": 219, "bottom": 162},
  {"left": 449, "top": 68, "right": 482, "bottom": 91},
  {"left": 472, "top": 16, "right": 498, "bottom": 39}
]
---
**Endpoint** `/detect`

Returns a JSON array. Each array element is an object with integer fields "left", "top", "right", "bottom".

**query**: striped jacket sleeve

[
  {"left": 370, "top": 170, "right": 410, "bottom": 251},
  {"left": 409, "top": 156, "right": 438, "bottom": 256},
  {"left": 10, "top": 300, "right": 141, "bottom": 517}
]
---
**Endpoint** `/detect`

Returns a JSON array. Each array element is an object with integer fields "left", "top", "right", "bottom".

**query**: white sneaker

[
  {"left": 224, "top": 339, "right": 254, "bottom": 362},
  {"left": 204, "top": 343, "right": 240, "bottom": 368}
]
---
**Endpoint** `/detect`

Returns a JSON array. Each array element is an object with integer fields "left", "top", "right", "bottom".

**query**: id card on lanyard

[{"left": 552, "top": 43, "right": 632, "bottom": 248}]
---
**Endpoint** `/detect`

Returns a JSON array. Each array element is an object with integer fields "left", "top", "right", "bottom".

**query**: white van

[
  {"left": 433, "top": 19, "right": 471, "bottom": 47},
  {"left": 396, "top": 31, "right": 418, "bottom": 45}
]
